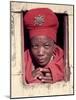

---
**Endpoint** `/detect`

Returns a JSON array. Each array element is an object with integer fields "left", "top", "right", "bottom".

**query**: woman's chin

[{"left": 37, "top": 62, "right": 48, "bottom": 67}]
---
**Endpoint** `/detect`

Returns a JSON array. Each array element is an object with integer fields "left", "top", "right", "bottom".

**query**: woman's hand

[
  {"left": 38, "top": 68, "right": 53, "bottom": 83},
  {"left": 32, "top": 68, "right": 53, "bottom": 83},
  {"left": 32, "top": 68, "right": 44, "bottom": 79}
]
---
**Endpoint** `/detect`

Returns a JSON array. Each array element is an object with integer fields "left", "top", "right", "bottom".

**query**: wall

[{"left": 10, "top": 1, "right": 74, "bottom": 98}]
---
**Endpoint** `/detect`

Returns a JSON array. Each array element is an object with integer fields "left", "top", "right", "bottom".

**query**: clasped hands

[{"left": 32, "top": 68, "right": 53, "bottom": 83}]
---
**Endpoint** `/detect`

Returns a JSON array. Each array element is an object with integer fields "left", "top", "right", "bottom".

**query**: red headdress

[{"left": 24, "top": 8, "right": 59, "bottom": 41}]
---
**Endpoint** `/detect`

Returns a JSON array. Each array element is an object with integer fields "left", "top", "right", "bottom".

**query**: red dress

[{"left": 24, "top": 45, "right": 65, "bottom": 84}]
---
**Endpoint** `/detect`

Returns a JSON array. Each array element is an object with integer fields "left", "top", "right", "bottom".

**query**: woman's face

[{"left": 31, "top": 35, "right": 54, "bottom": 67}]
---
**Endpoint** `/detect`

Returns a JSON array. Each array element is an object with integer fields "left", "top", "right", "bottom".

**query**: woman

[{"left": 23, "top": 8, "right": 65, "bottom": 84}]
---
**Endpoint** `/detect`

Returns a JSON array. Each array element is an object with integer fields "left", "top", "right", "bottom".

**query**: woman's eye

[
  {"left": 32, "top": 45, "right": 38, "bottom": 49},
  {"left": 44, "top": 44, "right": 50, "bottom": 48}
]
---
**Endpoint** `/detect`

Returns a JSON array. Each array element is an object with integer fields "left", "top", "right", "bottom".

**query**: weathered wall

[{"left": 10, "top": 1, "right": 74, "bottom": 98}]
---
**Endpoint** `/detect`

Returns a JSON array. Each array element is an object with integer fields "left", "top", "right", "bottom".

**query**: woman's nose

[{"left": 38, "top": 47, "right": 44, "bottom": 56}]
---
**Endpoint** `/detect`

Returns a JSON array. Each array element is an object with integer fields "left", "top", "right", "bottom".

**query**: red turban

[{"left": 24, "top": 8, "right": 59, "bottom": 41}]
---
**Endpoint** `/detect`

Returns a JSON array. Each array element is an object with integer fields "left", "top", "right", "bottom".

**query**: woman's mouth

[
  {"left": 38, "top": 58, "right": 46, "bottom": 63},
  {"left": 36, "top": 57, "right": 49, "bottom": 66}
]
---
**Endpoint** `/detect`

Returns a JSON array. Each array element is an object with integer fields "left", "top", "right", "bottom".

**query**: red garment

[{"left": 24, "top": 45, "right": 65, "bottom": 84}]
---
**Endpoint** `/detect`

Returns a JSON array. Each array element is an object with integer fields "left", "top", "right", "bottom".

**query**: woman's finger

[
  {"left": 40, "top": 68, "right": 50, "bottom": 73},
  {"left": 38, "top": 76, "right": 52, "bottom": 80},
  {"left": 41, "top": 79, "right": 53, "bottom": 83}
]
